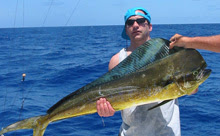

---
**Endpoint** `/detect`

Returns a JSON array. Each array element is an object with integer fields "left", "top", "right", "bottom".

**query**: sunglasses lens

[
  {"left": 136, "top": 18, "right": 146, "bottom": 24},
  {"left": 126, "top": 20, "right": 135, "bottom": 26}
]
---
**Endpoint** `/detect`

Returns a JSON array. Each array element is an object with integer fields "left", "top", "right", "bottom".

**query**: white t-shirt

[{"left": 118, "top": 48, "right": 181, "bottom": 136}]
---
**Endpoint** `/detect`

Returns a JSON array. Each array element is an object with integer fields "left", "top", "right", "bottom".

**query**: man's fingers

[
  {"left": 169, "top": 42, "right": 174, "bottom": 49},
  {"left": 169, "top": 35, "right": 176, "bottom": 49},
  {"left": 100, "top": 98, "right": 107, "bottom": 116},
  {"left": 169, "top": 34, "right": 183, "bottom": 49},
  {"left": 107, "top": 101, "right": 115, "bottom": 116},
  {"left": 103, "top": 101, "right": 110, "bottom": 117},
  {"left": 170, "top": 35, "right": 176, "bottom": 42},
  {"left": 96, "top": 99, "right": 102, "bottom": 116},
  {"left": 190, "top": 88, "right": 199, "bottom": 95},
  {"left": 97, "top": 98, "right": 107, "bottom": 117}
]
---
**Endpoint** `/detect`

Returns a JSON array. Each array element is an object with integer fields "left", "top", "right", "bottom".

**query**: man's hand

[
  {"left": 169, "top": 34, "right": 190, "bottom": 49},
  {"left": 96, "top": 98, "right": 115, "bottom": 117}
]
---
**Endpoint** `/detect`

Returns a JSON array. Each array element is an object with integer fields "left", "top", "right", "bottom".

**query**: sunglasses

[{"left": 126, "top": 18, "right": 147, "bottom": 26}]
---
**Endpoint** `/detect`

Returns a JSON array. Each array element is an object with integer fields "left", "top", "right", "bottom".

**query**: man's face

[{"left": 125, "top": 10, "right": 152, "bottom": 41}]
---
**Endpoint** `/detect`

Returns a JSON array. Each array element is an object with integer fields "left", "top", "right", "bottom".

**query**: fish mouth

[
  {"left": 202, "top": 69, "right": 211, "bottom": 77},
  {"left": 195, "top": 61, "right": 211, "bottom": 80},
  {"left": 197, "top": 69, "right": 211, "bottom": 81}
]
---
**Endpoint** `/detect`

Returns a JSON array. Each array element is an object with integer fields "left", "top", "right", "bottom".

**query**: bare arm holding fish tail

[{"left": 170, "top": 34, "right": 220, "bottom": 53}]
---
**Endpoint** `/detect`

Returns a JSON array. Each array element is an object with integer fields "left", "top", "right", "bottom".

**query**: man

[
  {"left": 170, "top": 34, "right": 220, "bottom": 53},
  {"left": 97, "top": 7, "right": 181, "bottom": 136}
]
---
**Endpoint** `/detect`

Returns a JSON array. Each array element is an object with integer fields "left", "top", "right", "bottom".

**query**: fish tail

[{"left": 0, "top": 115, "right": 50, "bottom": 136}]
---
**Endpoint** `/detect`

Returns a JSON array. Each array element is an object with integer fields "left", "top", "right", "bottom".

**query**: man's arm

[
  {"left": 170, "top": 34, "right": 220, "bottom": 53},
  {"left": 108, "top": 53, "right": 120, "bottom": 71}
]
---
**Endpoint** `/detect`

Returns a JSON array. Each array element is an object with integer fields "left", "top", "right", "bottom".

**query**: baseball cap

[{"left": 121, "top": 7, "right": 151, "bottom": 40}]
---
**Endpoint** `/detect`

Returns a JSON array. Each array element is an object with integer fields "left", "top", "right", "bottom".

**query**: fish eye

[{"left": 193, "top": 71, "right": 199, "bottom": 75}]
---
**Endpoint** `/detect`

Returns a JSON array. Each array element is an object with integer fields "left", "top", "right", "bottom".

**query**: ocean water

[{"left": 0, "top": 24, "right": 219, "bottom": 136}]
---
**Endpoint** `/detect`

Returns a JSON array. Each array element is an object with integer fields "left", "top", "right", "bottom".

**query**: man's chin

[{"left": 132, "top": 35, "right": 143, "bottom": 40}]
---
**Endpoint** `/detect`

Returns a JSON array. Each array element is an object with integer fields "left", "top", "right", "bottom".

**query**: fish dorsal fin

[{"left": 85, "top": 38, "right": 172, "bottom": 88}]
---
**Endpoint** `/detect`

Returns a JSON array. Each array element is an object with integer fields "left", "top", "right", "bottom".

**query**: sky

[{"left": 0, "top": 0, "right": 220, "bottom": 28}]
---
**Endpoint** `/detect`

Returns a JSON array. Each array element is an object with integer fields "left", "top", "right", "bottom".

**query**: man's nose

[{"left": 133, "top": 21, "right": 139, "bottom": 27}]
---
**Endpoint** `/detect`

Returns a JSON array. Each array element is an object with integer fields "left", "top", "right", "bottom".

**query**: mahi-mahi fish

[{"left": 0, "top": 38, "right": 211, "bottom": 136}]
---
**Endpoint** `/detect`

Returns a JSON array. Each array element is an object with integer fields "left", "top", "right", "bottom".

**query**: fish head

[{"left": 176, "top": 66, "right": 211, "bottom": 95}]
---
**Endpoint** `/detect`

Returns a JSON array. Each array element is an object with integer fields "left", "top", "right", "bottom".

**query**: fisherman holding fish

[
  {"left": 97, "top": 7, "right": 199, "bottom": 136},
  {"left": 0, "top": 6, "right": 212, "bottom": 136}
]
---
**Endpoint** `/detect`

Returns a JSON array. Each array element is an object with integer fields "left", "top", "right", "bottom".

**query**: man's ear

[{"left": 149, "top": 24, "right": 153, "bottom": 32}]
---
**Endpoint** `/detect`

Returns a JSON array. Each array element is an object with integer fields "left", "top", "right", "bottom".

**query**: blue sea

[{"left": 0, "top": 24, "right": 219, "bottom": 136}]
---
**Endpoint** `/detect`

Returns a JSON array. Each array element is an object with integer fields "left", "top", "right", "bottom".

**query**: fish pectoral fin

[{"left": 148, "top": 99, "right": 173, "bottom": 111}]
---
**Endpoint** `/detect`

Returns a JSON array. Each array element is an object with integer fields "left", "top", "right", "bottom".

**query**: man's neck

[{"left": 127, "top": 37, "right": 151, "bottom": 51}]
